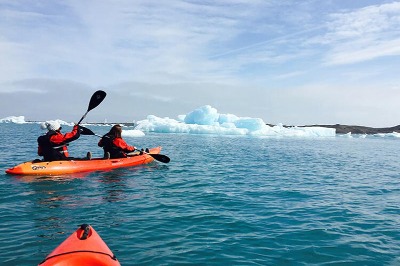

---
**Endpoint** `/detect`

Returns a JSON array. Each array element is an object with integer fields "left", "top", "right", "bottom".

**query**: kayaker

[
  {"left": 37, "top": 121, "right": 81, "bottom": 161},
  {"left": 98, "top": 124, "right": 136, "bottom": 159}
]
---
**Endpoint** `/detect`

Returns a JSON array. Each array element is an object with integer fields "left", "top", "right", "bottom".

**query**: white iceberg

[
  {"left": 0, "top": 116, "right": 26, "bottom": 124},
  {"left": 135, "top": 105, "right": 336, "bottom": 137}
]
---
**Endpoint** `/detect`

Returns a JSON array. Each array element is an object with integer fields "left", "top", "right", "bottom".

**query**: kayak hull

[
  {"left": 6, "top": 147, "right": 161, "bottom": 176},
  {"left": 39, "top": 224, "right": 120, "bottom": 266}
]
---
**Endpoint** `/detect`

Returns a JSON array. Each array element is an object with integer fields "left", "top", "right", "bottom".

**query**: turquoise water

[{"left": 0, "top": 123, "right": 399, "bottom": 265}]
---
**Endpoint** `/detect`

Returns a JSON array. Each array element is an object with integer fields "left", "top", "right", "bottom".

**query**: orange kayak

[
  {"left": 39, "top": 224, "right": 120, "bottom": 266},
  {"left": 6, "top": 146, "right": 161, "bottom": 175}
]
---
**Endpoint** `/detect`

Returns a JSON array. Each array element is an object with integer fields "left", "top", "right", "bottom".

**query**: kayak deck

[
  {"left": 39, "top": 224, "right": 120, "bottom": 266},
  {"left": 6, "top": 146, "right": 161, "bottom": 176}
]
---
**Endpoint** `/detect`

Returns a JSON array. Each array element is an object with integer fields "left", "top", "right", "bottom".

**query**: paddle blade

[
  {"left": 127, "top": 151, "right": 170, "bottom": 163},
  {"left": 79, "top": 126, "right": 95, "bottom": 136},
  {"left": 88, "top": 90, "right": 107, "bottom": 112},
  {"left": 149, "top": 153, "right": 170, "bottom": 163}
]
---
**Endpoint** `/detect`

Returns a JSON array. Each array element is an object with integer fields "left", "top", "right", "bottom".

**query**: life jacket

[
  {"left": 37, "top": 131, "right": 69, "bottom": 161},
  {"left": 100, "top": 134, "right": 126, "bottom": 159}
]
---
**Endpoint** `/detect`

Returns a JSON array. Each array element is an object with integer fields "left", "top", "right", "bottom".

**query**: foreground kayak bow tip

[{"left": 39, "top": 224, "right": 120, "bottom": 266}]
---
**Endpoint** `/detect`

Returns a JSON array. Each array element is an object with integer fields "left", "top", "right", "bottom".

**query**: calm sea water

[{"left": 0, "top": 123, "right": 399, "bottom": 265}]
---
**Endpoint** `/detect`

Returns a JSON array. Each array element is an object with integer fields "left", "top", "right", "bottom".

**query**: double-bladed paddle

[
  {"left": 79, "top": 126, "right": 170, "bottom": 163},
  {"left": 77, "top": 90, "right": 107, "bottom": 125}
]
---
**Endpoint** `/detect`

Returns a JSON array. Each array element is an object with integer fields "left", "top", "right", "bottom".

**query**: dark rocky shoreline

[
  {"left": 266, "top": 123, "right": 400, "bottom": 134},
  {"left": 300, "top": 124, "right": 400, "bottom": 134}
]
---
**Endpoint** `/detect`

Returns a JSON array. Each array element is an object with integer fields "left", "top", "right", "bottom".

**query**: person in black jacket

[
  {"left": 37, "top": 121, "right": 80, "bottom": 161},
  {"left": 98, "top": 124, "right": 136, "bottom": 159}
]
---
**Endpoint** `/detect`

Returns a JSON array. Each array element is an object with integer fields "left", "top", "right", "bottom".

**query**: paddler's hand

[{"left": 73, "top": 124, "right": 80, "bottom": 136}]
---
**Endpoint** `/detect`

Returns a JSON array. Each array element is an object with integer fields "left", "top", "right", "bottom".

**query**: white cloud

[
  {"left": 321, "top": 2, "right": 400, "bottom": 65},
  {"left": 325, "top": 38, "right": 400, "bottom": 65}
]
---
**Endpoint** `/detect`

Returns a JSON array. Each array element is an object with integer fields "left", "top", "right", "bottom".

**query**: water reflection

[
  {"left": 99, "top": 170, "right": 128, "bottom": 203},
  {"left": 26, "top": 181, "right": 77, "bottom": 245},
  {"left": 13, "top": 172, "right": 91, "bottom": 183}
]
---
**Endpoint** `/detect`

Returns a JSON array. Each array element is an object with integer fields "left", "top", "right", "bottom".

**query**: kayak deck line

[
  {"left": 6, "top": 146, "right": 162, "bottom": 176},
  {"left": 39, "top": 250, "right": 118, "bottom": 265}
]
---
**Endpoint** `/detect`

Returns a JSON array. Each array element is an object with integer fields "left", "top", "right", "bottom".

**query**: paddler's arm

[
  {"left": 51, "top": 125, "right": 80, "bottom": 145},
  {"left": 114, "top": 138, "right": 136, "bottom": 152}
]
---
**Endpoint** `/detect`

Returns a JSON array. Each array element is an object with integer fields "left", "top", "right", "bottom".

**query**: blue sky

[{"left": 1, "top": 0, "right": 400, "bottom": 127}]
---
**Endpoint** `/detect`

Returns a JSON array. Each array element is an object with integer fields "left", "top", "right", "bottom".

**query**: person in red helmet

[
  {"left": 37, "top": 120, "right": 81, "bottom": 161},
  {"left": 98, "top": 124, "right": 136, "bottom": 159}
]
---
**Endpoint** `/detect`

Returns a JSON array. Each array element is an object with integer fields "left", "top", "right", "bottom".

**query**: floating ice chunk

[
  {"left": 0, "top": 116, "right": 26, "bottom": 124},
  {"left": 122, "top": 130, "right": 145, "bottom": 137}
]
